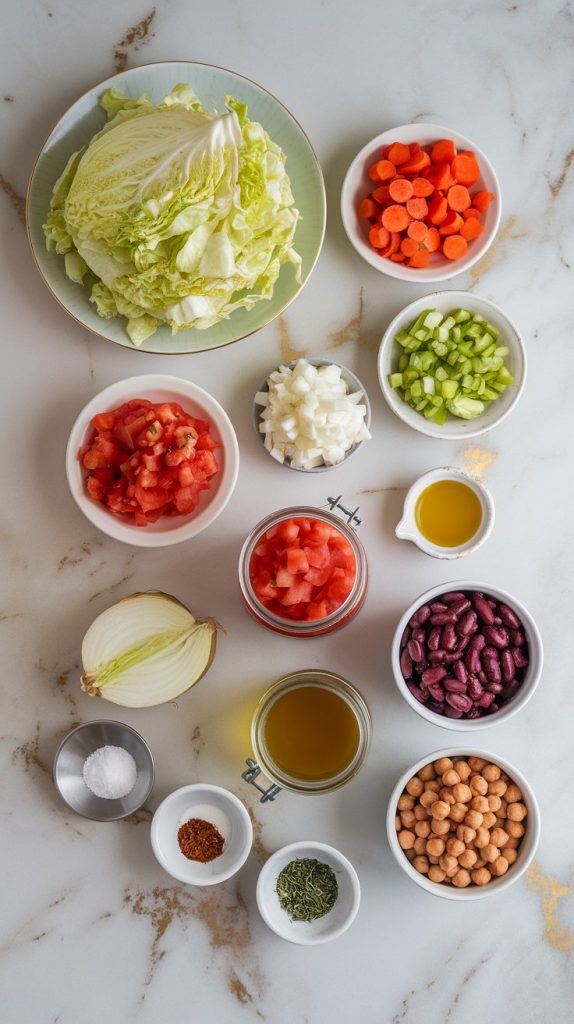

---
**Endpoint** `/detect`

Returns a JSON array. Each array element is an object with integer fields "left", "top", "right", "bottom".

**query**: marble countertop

[{"left": 1, "top": 1, "right": 573, "bottom": 1021}]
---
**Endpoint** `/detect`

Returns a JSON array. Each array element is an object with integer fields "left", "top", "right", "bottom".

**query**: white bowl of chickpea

[{"left": 387, "top": 749, "right": 540, "bottom": 899}]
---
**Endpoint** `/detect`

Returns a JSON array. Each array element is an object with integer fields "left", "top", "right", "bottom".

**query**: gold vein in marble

[
  {"left": 468, "top": 216, "right": 526, "bottom": 287},
  {"left": 278, "top": 314, "right": 305, "bottom": 363},
  {"left": 528, "top": 862, "right": 574, "bottom": 952},
  {"left": 113, "top": 9, "right": 156, "bottom": 72},
  {"left": 327, "top": 287, "right": 379, "bottom": 352},
  {"left": 548, "top": 148, "right": 574, "bottom": 199},
  {"left": 0, "top": 174, "right": 25, "bottom": 223}
]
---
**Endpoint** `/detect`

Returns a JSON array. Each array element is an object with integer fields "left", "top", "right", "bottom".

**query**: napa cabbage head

[{"left": 43, "top": 84, "right": 301, "bottom": 345}]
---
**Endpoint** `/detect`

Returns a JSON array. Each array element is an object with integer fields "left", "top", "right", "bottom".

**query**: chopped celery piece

[
  {"left": 483, "top": 387, "right": 499, "bottom": 400},
  {"left": 432, "top": 405, "right": 448, "bottom": 425},
  {"left": 446, "top": 396, "right": 485, "bottom": 419},
  {"left": 447, "top": 351, "right": 460, "bottom": 366},
  {"left": 435, "top": 365, "right": 448, "bottom": 382},
  {"left": 441, "top": 379, "right": 459, "bottom": 400},
  {"left": 494, "top": 346, "right": 509, "bottom": 358},
  {"left": 442, "top": 316, "right": 455, "bottom": 331},
  {"left": 411, "top": 380, "right": 423, "bottom": 399},
  {"left": 453, "top": 308, "right": 472, "bottom": 323},
  {"left": 422, "top": 376, "right": 435, "bottom": 395},
  {"left": 389, "top": 372, "right": 403, "bottom": 389},
  {"left": 485, "top": 321, "right": 500, "bottom": 339},
  {"left": 415, "top": 398, "right": 428, "bottom": 411},
  {"left": 413, "top": 329, "right": 429, "bottom": 341},
  {"left": 395, "top": 331, "right": 412, "bottom": 347},
  {"left": 423, "top": 310, "right": 444, "bottom": 330},
  {"left": 399, "top": 354, "right": 408, "bottom": 371},
  {"left": 472, "top": 313, "right": 486, "bottom": 323}
]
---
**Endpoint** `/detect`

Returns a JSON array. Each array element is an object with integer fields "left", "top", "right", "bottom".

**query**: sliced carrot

[
  {"left": 442, "top": 234, "right": 468, "bottom": 261},
  {"left": 409, "top": 142, "right": 421, "bottom": 155},
  {"left": 388, "top": 142, "right": 411, "bottom": 166},
  {"left": 389, "top": 177, "right": 414, "bottom": 203},
  {"left": 439, "top": 211, "right": 464, "bottom": 236},
  {"left": 406, "top": 197, "right": 428, "bottom": 220},
  {"left": 387, "top": 231, "right": 402, "bottom": 254},
  {"left": 425, "top": 226, "right": 440, "bottom": 252},
  {"left": 451, "top": 151, "right": 480, "bottom": 187},
  {"left": 399, "top": 150, "right": 431, "bottom": 175},
  {"left": 463, "top": 207, "right": 481, "bottom": 220},
  {"left": 380, "top": 145, "right": 390, "bottom": 160},
  {"left": 400, "top": 237, "right": 419, "bottom": 258},
  {"left": 368, "top": 224, "right": 391, "bottom": 249},
  {"left": 358, "top": 197, "right": 378, "bottom": 219},
  {"left": 375, "top": 159, "right": 397, "bottom": 181},
  {"left": 407, "top": 220, "right": 428, "bottom": 242},
  {"left": 447, "top": 185, "right": 471, "bottom": 212},
  {"left": 389, "top": 252, "right": 406, "bottom": 262},
  {"left": 428, "top": 194, "right": 448, "bottom": 225},
  {"left": 381, "top": 204, "right": 410, "bottom": 232},
  {"left": 460, "top": 217, "right": 484, "bottom": 241},
  {"left": 472, "top": 189, "right": 494, "bottom": 212},
  {"left": 431, "top": 139, "right": 456, "bottom": 163},
  {"left": 368, "top": 163, "right": 382, "bottom": 182},
  {"left": 371, "top": 185, "right": 391, "bottom": 206},
  {"left": 426, "top": 162, "right": 453, "bottom": 191},
  {"left": 408, "top": 248, "right": 430, "bottom": 268},
  {"left": 412, "top": 176, "right": 434, "bottom": 198}
]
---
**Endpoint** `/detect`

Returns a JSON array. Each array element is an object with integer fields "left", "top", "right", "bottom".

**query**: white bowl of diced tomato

[
  {"left": 341, "top": 123, "right": 501, "bottom": 282},
  {"left": 66, "top": 375, "right": 239, "bottom": 546}
]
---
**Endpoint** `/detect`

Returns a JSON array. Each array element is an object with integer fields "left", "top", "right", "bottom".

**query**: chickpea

[
  {"left": 431, "top": 817, "right": 451, "bottom": 836},
  {"left": 483, "top": 844, "right": 500, "bottom": 864},
  {"left": 428, "top": 854, "right": 439, "bottom": 865},
  {"left": 474, "top": 856, "right": 487, "bottom": 869},
  {"left": 498, "top": 800, "right": 508, "bottom": 818},
  {"left": 503, "top": 836, "right": 520, "bottom": 850},
  {"left": 405, "top": 849, "right": 415, "bottom": 861},
  {"left": 398, "top": 793, "right": 415, "bottom": 811},
  {"left": 446, "top": 837, "right": 465, "bottom": 858},
  {"left": 398, "top": 830, "right": 415, "bottom": 850},
  {"left": 505, "top": 783, "right": 523, "bottom": 803},
  {"left": 395, "top": 815, "right": 401, "bottom": 831},
  {"left": 470, "top": 775, "right": 488, "bottom": 797},
  {"left": 482, "top": 763, "right": 502, "bottom": 783},
  {"left": 400, "top": 810, "right": 416, "bottom": 828},
  {"left": 464, "top": 809, "right": 484, "bottom": 830},
  {"left": 453, "top": 760, "right": 472, "bottom": 781},
  {"left": 468, "top": 756, "right": 488, "bottom": 771},
  {"left": 434, "top": 757, "right": 454, "bottom": 774},
  {"left": 442, "top": 769, "right": 461, "bottom": 787},
  {"left": 438, "top": 788, "right": 456, "bottom": 806},
  {"left": 415, "top": 820, "right": 431, "bottom": 839},
  {"left": 448, "top": 802, "right": 468, "bottom": 824},
  {"left": 502, "top": 847, "right": 518, "bottom": 865},
  {"left": 426, "top": 836, "right": 446, "bottom": 857},
  {"left": 456, "top": 825, "right": 476, "bottom": 845},
  {"left": 471, "top": 795, "right": 489, "bottom": 814},
  {"left": 420, "top": 790, "right": 436, "bottom": 809},
  {"left": 440, "top": 853, "right": 458, "bottom": 872},
  {"left": 418, "top": 763, "right": 436, "bottom": 781},
  {"left": 490, "top": 827, "right": 509, "bottom": 848},
  {"left": 406, "top": 776, "right": 424, "bottom": 797},
  {"left": 507, "top": 802, "right": 527, "bottom": 822},
  {"left": 431, "top": 800, "right": 451, "bottom": 820},
  {"left": 414, "top": 836, "right": 427, "bottom": 855},
  {"left": 452, "top": 868, "right": 471, "bottom": 888},
  {"left": 474, "top": 827, "right": 490, "bottom": 849},
  {"left": 487, "top": 795, "right": 502, "bottom": 813},
  {"left": 471, "top": 867, "right": 492, "bottom": 886},
  {"left": 458, "top": 848, "right": 478, "bottom": 869},
  {"left": 482, "top": 811, "right": 497, "bottom": 829},
  {"left": 506, "top": 821, "right": 525, "bottom": 839},
  {"left": 428, "top": 866, "right": 446, "bottom": 883},
  {"left": 414, "top": 804, "right": 429, "bottom": 821},
  {"left": 490, "top": 856, "right": 509, "bottom": 877},
  {"left": 413, "top": 855, "right": 430, "bottom": 874},
  {"left": 488, "top": 779, "right": 507, "bottom": 797},
  {"left": 425, "top": 780, "right": 441, "bottom": 793},
  {"left": 452, "top": 783, "right": 473, "bottom": 804}
]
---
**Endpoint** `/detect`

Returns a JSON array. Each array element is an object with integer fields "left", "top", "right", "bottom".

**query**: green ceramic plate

[{"left": 27, "top": 61, "right": 326, "bottom": 354}]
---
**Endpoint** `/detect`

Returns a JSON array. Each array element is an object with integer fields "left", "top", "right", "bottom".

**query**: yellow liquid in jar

[
  {"left": 415, "top": 479, "right": 482, "bottom": 548},
  {"left": 263, "top": 685, "right": 360, "bottom": 781}
]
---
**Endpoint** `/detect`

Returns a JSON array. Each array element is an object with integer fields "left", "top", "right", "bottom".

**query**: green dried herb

[{"left": 276, "top": 858, "right": 338, "bottom": 922}]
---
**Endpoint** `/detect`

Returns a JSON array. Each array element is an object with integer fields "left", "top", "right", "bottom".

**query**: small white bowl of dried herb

[{"left": 256, "top": 840, "right": 361, "bottom": 944}]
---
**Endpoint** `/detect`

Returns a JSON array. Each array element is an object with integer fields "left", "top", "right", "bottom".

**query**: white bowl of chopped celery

[{"left": 378, "top": 292, "right": 526, "bottom": 439}]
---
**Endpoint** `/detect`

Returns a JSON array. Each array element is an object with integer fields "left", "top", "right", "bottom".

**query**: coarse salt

[{"left": 83, "top": 745, "right": 137, "bottom": 800}]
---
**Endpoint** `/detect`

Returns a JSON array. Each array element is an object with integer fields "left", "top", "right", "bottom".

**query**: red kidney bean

[
  {"left": 483, "top": 654, "right": 502, "bottom": 685},
  {"left": 473, "top": 595, "right": 495, "bottom": 624},
  {"left": 421, "top": 665, "right": 448, "bottom": 685},
  {"left": 499, "top": 602, "right": 521, "bottom": 629},
  {"left": 428, "top": 649, "right": 447, "bottom": 663},
  {"left": 454, "top": 635, "right": 470, "bottom": 655},
  {"left": 513, "top": 647, "right": 529, "bottom": 669},
  {"left": 478, "top": 670, "right": 487, "bottom": 684},
  {"left": 458, "top": 610, "right": 478, "bottom": 636},
  {"left": 400, "top": 626, "right": 410, "bottom": 649},
  {"left": 407, "top": 639, "right": 424, "bottom": 662},
  {"left": 400, "top": 648, "right": 413, "bottom": 678},
  {"left": 411, "top": 627, "right": 426, "bottom": 643},
  {"left": 445, "top": 706, "right": 464, "bottom": 719},
  {"left": 444, "top": 677, "right": 467, "bottom": 694},
  {"left": 446, "top": 692, "right": 473, "bottom": 713},
  {"left": 478, "top": 691, "right": 495, "bottom": 708},
  {"left": 482, "top": 645, "right": 498, "bottom": 660},
  {"left": 466, "top": 706, "right": 481, "bottom": 719},
  {"left": 442, "top": 624, "right": 457, "bottom": 651},
  {"left": 444, "top": 652, "right": 462, "bottom": 664},
  {"left": 414, "top": 604, "right": 431, "bottom": 625},
  {"left": 441, "top": 592, "right": 466, "bottom": 603},
  {"left": 501, "top": 649, "right": 516, "bottom": 683},
  {"left": 450, "top": 597, "right": 471, "bottom": 618},
  {"left": 428, "top": 626, "right": 442, "bottom": 651},
  {"left": 430, "top": 612, "right": 458, "bottom": 625},
  {"left": 466, "top": 633, "right": 486, "bottom": 674},
  {"left": 512, "top": 630, "right": 526, "bottom": 647},
  {"left": 487, "top": 681, "right": 503, "bottom": 694},
  {"left": 430, "top": 602, "right": 448, "bottom": 613},
  {"left": 483, "top": 625, "right": 510, "bottom": 649},
  {"left": 468, "top": 677, "right": 483, "bottom": 701},
  {"left": 453, "top": 660, "right": 468, "bottom": 685},
  {"left": 407, "top": 683, "right": 425, "bottom": 703},
  {"left": 428, "top": 683, "right": 446, "bottom": 702}
]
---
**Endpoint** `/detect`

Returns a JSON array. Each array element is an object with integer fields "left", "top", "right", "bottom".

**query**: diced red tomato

[
  {"left": 249, "top": 515, "right": 357, "bottom": 623},
  {"left": 79, "top": 398, "right": 221, "bottom": 526}
]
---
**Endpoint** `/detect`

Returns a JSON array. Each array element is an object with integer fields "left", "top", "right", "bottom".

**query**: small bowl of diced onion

[{"left": 254, "top": 358, "right": 371, "bottom": 472}]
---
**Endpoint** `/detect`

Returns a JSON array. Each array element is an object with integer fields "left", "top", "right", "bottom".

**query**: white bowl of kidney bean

[
  {"left": 386, "top": 749, "right": 540, "bottom": 900},
  {"left": 392, "top": 581, "right": 543, "bottom": 730}
]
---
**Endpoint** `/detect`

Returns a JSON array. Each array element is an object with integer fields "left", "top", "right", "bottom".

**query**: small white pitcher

[{"left": 395, "top": 467, "right": 495, "bottom": 559}]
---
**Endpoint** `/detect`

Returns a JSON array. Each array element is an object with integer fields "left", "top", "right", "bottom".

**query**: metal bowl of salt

[{"left": 53, "top": 720, "right": 154, "bottom": 821}]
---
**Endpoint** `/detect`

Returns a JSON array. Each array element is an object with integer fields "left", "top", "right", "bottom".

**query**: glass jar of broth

[
  {"left": 238, "top": 506, "right": 368, "bottom": 637},
  {"left": 249, "top": 670, "right": 371, "bottom": 795}
]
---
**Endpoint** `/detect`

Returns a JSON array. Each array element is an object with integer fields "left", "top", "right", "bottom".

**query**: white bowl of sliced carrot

[{"left": 341, "top": 123, "right": 501, "bottom": 282}]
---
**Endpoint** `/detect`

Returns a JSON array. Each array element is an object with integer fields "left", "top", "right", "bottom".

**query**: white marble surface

[{"left": 1, "top": 1, "right": 574, "bottom": 1021}]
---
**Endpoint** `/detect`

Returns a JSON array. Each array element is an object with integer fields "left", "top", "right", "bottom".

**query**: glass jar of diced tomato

[{"left": 238, "top": 506, "right": 368, "bottom": 637}]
